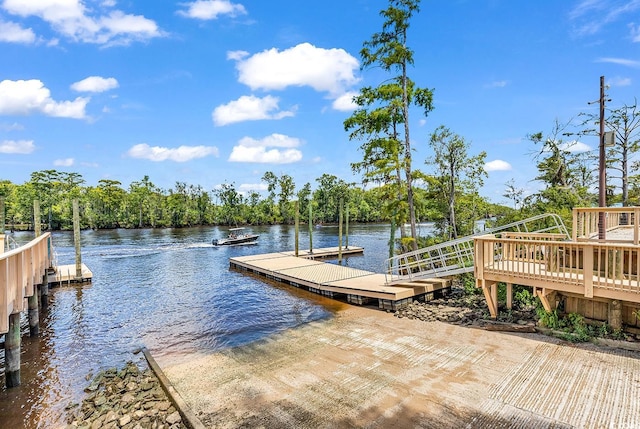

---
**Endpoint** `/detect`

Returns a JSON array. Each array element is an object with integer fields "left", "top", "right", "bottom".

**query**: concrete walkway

[{"left": 160, "top": 306, "right": 640, "bottom": 428}]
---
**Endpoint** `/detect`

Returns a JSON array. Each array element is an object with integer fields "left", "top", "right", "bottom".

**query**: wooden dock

[
  {"left": 230, "top": 247, "right": 450, "bottom": 310},
  {"left": 50, "top": 263, "right": 93, "bottom": 285}
]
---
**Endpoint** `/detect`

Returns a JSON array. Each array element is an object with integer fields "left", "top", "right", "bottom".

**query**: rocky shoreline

[
  {"left": 64, "top": 360, "right": 187, "bottom": 429},
  {"left": 394, "top": 284, "right": 538, "bottom": 327}
]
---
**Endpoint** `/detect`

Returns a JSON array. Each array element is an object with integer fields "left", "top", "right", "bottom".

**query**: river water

[{"left": 0, "top": 223, "right": 433, "bottom": 428}]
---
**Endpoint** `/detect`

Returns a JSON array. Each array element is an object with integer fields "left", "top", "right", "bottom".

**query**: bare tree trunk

[{"left": 402, "top": 54, "right": 418, "bottom": 251}]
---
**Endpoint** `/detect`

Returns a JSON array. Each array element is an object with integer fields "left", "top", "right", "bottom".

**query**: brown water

[{"left": 0, "top": 224, "right": 408, "bottom": 428}]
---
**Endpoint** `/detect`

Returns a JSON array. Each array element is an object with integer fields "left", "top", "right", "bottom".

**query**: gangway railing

[{"left": 385, "top": 213, "right": 570, "bottom": 284}]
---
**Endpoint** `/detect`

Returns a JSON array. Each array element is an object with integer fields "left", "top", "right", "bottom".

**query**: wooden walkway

[{"left": 230, "top": 247, "right": 450, "bottom": 310}]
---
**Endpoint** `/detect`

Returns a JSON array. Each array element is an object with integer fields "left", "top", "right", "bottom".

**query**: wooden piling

[
  {"left": 5, "top": 312, "right": 21, "bottom": 387},
  {"left": 345, "top": 201, "right": 349, "bottom": 249},
  {"left": 34, "top": 199, "right": 41, "bottom": 237},
  {"left": 294, "top": 200, "right": 299, "bottom": 257},
  {"left": 0, "top": 196, "right": 5, "bottom": 235},
  {"left": 28, "top": 292, "right": 39, "bottom": 337},
  {"left": 41, "top": 270, "right": 50, "bottom": 310},
  {"left": 609, "top": 300, "right": 623, "bottom": 331},
  {"left": 73, "top": 199, "right": 82, "bottom": 280},
  {"left": 338, "top": 198, "right": 343, "bottom": 263},
  {"left": 308, "top": 202, "right": 313, "bottom": 255}
]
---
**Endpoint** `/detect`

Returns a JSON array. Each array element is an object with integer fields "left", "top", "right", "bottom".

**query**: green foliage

[
  {"left": 536, "top": 308, "right": 561, "bottom": 329},
  {"left": 513, "top": 288, "right": 537, "bottom": 309},
  {"left": 535, "top": 310, "right": 601, "bottom": 343},
  {"left": 459, "top": 273, "right": 480, "bottom": 296},
  {"left": 425, "top": 125, "right": 489, "bottom": 240}
]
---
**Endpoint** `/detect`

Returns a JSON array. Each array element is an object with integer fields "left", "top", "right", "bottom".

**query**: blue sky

[{"left": 0, "top": 0, "right": 639, "bottom": 205}]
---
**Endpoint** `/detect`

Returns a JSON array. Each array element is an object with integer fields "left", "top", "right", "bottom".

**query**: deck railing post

[
  {"left": 583, "top": 243, "right": 594, "bottom": 298},
  {"left": 635, "top": 208, "right": 639, "bottom": 245}
]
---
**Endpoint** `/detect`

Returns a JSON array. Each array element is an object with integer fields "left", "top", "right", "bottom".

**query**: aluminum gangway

[{"left": 385, "top": 213, "right": 570, "bottom": 284}]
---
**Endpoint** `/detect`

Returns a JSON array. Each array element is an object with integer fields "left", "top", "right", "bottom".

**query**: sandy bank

[{"left": 161, "top": 306, "right": 640, "bottom": 428}]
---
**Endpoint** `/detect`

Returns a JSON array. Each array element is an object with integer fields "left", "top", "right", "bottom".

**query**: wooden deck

[
  {"left": 230, "top": 247, "right": 450, "bottom": 310},
  {"left": 50, "top": 263, "right": 93, "bottom": 285},
  {"left": 474, "top": 209, "right": 640, "bottom": 329}
]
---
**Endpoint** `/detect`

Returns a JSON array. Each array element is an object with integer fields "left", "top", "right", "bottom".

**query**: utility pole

[{"left": 598, "top": 76, "right": 607, "bottom": 240}]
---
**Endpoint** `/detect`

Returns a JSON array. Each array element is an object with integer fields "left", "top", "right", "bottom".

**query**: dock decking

[
  {"left": 50, "top": 263, "right": 93, "bottom": 285},
  {"left": 230, "top": 246, "right": 450, "bottom": 310}
]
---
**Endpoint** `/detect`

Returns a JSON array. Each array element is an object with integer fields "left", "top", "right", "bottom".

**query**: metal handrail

[{"left": 385, "top": 213, "right": 569, "bottom": 284}]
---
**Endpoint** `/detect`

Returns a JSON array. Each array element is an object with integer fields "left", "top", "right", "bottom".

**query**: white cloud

[
  {"left": 53, "top": 157, "right": 74, "bottom": 166},
  {"left": 71, "top": 76, "right": 119, "bottom": 92},
  {"left": 239, "top": 183, "right": 268, "bottom": 192},
  {"left": 570, "top": 1, "right": 640, "bottom": 37},
  {"left": 1, "top": 0, "right": 162, "bottom": 46},
  {"left": 559, "top": 140, "right": 591, "bottom": 153},
  {"left": 608, "top": 76, "right": 632, "bottom": 87},
  {"left": 177, "top": 0, "right": 247, "bottom": 20},
  {"left": 126, "top": 143, "right": 219, "bottom": 162},
  {"left": 596, "top": 57, "right": 640, "bottom": 68},
  {"left": 332, "top": 91, "right": 358, "bottom": 111},
  {"left": 212, "top": 95, "right": 295, "bottom": 126},
  {"left": 485, "top": 80, "right": 508, "bottom": 88},
  {"left": 0, "top": 122, "right": 24, "bottom": 131},
  {"left": 227, "top": 50, "right": 248, "bottom": 61},
  {"left": 0, "top": 19, "right": 36, "bottom": 43},
  {"left": 484, "top": 160, "right": 512, "bottom": 172},
  {"left": 231, "top": 42, "right": 360, "bottom": 96},
  {"left": 0, "top": 139, "right": 35, "bottom": 154},
  {"left": 229, "top": 133, "right": 303, "bottom": 164},
  {"left": 630, "top": 23, "right": 640, "bottom": 42},
  {"left": 0, "top": 79, "right": 89, "bottom": 119}
]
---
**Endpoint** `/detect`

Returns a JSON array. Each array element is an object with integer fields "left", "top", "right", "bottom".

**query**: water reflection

[{"left": 0, "top": 224, "right": 403, "bottom": 428}]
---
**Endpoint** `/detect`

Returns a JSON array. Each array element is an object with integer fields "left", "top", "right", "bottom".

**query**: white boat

[{"left": 212, "top": 227, "right": 259, "bottom": 246}]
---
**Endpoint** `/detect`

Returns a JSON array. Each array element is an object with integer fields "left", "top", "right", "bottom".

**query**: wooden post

[
  {"left": 33, "top": 199, "right": 41, "bottom": 237},
  {"left": 608, "top": 300, "right": 623, "bottom": 331},
  {"left": 506, "top": 283, "right": 513, "bottom": 310},
  {"left": 635, "top": 208, "right": 639, "bottom": 246},
  {"left": 5, "top": 312, "right": 21, "bottom": 387},
  {"left": 28, "top": 292, "right": 39, "bottom": 337},
  {"left": 583, "top": 244, "right": 594, "bottom": 298},
  {"left": 73, "top": 199, "right": 82, "bottom": 280},
  {"left": 308, "top": 202, "right": 313, "bottom": 255},
  {"left": 40, "top": 270, "right": 49, "bottom": 309},
  {"left": 294, "top": 200, "right": 299, "bottom": 257},
  {"left": 338, "top": 198, "right": 343, "bottom": 263},
  {"left": 0, "top": 196, "right": 5, "bottom": 234},
  {"left": 345, "top": 201, "right": 349, "bottom": 249},
  {"left": 572, "top": 208, "right": 578, "bottom": 241}
]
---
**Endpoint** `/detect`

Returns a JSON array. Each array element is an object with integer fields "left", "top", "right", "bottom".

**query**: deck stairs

[{"left": 385, "top": 213, "right": 569, "bottom": 284}]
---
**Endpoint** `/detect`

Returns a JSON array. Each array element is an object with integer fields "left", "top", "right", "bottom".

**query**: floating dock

[
  {"left": 230, "top": 246, "right": 450, "bottom": 310},
  {"left": 50, "top": 263, "right": 93, "bottom": 285}
]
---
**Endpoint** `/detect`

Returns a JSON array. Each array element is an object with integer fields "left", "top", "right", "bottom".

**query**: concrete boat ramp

[{"left": 229, "top": 246, "right": 450, "bottom": 310}]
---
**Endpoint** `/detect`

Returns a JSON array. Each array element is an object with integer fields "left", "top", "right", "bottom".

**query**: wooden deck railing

[
  {"left": 474, "top": 234, "right": 640, "bottom": 305},
  {"left": 0, "top": 232, "right": 53, "bottom": 334},
  {"left": 573, "top": 207, "right": 640, "bottom": 244}
]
